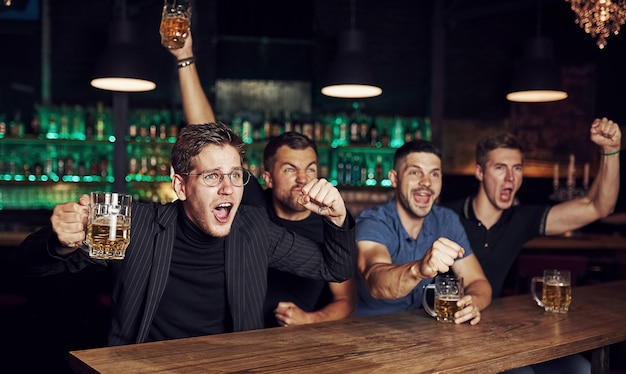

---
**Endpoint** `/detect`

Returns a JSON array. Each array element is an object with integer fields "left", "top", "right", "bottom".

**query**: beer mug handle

[
  {"left": 531, "top": 276, "right": 545, "bottom": 307},
  {"left": 422, "top": 284, "right": 436, "bottom": 317}
]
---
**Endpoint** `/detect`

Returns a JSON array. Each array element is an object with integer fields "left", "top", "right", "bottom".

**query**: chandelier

[{"left": 566, "top": 0, "right": 626, "bottom": 49}]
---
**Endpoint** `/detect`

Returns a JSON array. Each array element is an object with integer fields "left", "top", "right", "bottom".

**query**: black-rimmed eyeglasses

[{"left": 182, "top": 168, "right": 251, "bottom": 187}]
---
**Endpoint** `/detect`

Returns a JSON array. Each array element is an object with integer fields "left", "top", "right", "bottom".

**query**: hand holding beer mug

[
  {"left": 85, "top": 192, "right": 132, "bottom": 260},
  {"left": 422, "top": 274, "right": 464, "bottom": 323},
  {"left": 531, "top": 269, "right": 572, "bottom": 313},
  {"left": 160, "top": 0, "right": 192, "bottom": 49}
]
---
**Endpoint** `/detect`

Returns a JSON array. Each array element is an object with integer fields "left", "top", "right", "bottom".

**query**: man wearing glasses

[{"left": 17, "top": 123, "right": 357, "bottom": 346}]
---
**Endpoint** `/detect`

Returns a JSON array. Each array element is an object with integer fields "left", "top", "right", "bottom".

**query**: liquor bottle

[
  {"left": 336, "top": 151, "right": 345, "bottom": 185},
  {"left": 46, "top": 109, "right": 59, "bottom": 139},
  {"left": 368, "top": 123, "right": 379, "bottom": 147},
  {"left": 358, "top": 117, "right": 369, "bottom": 145},
  {"left": 344, "top": 152, "right": 353, "bottom": 186},
  {"left": 390, "top": 116, "right": 405, "bottom": 148},
  {"left": 0, "top": 114, "right": 6, "bottom": 138},
  {"left": 375, "top": 155, "right": 383, "bottom": 183},
  {"left": 59, "top": 104, "right": 70, "bottom": 139},
  {"left": 242, "top": 118, "right": 253, "bottom": 144},
  {"left": 423, "top": 117, "right": 432, "bottom": 141},
  {"left": 331, "top": 114, "right": 349, "bottom": 148},
  {"left": 95, "top": 101, "right": 106, "bottom": 140},
  {"left": 9, "top": 110, "right": 25, "bottom": 138},
  {"left": 71, "top": 105, "right": 86, "bottom": 140}
]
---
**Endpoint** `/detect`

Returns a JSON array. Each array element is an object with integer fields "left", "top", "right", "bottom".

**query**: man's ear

[
  {"left": 389, "top": 169, "right": 398, "bottom": 188},
  {"left": 474, "top": 164, "right": 484, "bottom": 182},
  {"left": 262, "top": 170, "right": 273, "bottom": 189},
  {"left": 172, "top": 174, "right": 187, "bottom": 201}
]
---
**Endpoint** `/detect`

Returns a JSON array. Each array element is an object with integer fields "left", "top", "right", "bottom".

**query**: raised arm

[
  {"left": 166, "top": 31, "right": 215, "bottom": 124},
  {"left": 545, "top": 118, "right": 621, "bottom": 235}
]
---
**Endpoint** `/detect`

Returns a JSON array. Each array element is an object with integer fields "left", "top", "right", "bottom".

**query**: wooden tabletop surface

[{"left": 69, "top": 280, "right": 626, "bottom": 374}]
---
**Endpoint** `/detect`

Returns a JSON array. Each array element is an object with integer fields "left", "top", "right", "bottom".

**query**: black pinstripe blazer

[{"left": 18, "top": 200, "right": 356, "bottom": 346}]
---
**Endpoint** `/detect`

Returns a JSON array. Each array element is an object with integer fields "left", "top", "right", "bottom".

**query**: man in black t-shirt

[{"left": 262, "top": 132, "right": 357, "bottom": 327}]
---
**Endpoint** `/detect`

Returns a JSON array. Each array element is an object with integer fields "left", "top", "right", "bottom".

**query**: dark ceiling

[{"left": 1, "top": 0, "right": 626, "bottom": 126}]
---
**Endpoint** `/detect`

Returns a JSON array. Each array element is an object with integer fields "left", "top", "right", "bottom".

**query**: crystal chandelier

[{"left": 566, "top": 0, "right": 626, "bottom": 49}]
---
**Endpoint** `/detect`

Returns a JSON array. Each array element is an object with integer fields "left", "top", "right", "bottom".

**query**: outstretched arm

[
  {"left": 357, "top": 237, "right": 464, "bottom": 300},
  {"left": 545, "top": 118, "right": 621, "bottom": 235},
  {"left": 166, "top": 31, "right": 215, "bottom": 124}
]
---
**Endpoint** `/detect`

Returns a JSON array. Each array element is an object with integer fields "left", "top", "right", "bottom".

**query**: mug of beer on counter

[
  {"left": 531, "top": 269, "right": 572, "bottom": 313},
  {"left": 160, "top": 0, "right": 192, "bottom": 49},
  {"left": 85, "top": 192, "right": 132, "bottom": 260},
  {"left": 422, "top": 274, "right": 464, "bottom": 323}
]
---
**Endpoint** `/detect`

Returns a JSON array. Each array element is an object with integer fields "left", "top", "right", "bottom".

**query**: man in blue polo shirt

[{"left": 355, "top": 139, "right": 492, "bottom": 325}]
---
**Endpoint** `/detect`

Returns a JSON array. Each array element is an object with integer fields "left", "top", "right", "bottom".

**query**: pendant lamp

[
  {"left": 90, "top": 0, "right": 156, "bottom": 92},
  {"left": 321, "top": 0, "right": 381, "bottom": 99},
  {"left": 505, "top": 37, "right": 567, "bottom": 103},
  {"left": 506, "top": 1, "right": 566, "bottom": 103}
]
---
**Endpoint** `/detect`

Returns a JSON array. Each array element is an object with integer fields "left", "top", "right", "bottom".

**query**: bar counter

[
  {"left": 69, "top": 280, "right": 626, "bottom": 374},
  {"left": 524, "top": 233, "right": 626, "bottom": 251}
]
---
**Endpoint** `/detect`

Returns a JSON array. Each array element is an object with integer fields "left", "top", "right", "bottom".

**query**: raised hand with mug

[
  {"left": 159, "top": 0, "right": 192, "bottom": 49},
  {"left": 85, "top": 192, "right": 132, "bottom": 260}
]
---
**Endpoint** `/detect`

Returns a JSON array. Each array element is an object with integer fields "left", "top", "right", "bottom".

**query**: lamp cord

[
  {"left": 350, "top": 0, "right": 356, "bottom": 29},
  {"left": 536, "top": 0, "right": 542, "bottom": 37}
]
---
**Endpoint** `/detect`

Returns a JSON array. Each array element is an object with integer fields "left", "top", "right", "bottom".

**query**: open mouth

[
  {"left": 214, "top": 203, "right": 233, "bottom": 223},
  {"left": 500, "top": 188, "right": 513, "bottom": 202},
  {"left": 413, "top": 190, "right": 432, "bottom": 205}
]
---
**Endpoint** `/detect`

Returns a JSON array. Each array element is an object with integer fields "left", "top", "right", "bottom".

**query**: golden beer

[
  {"left": 434, "top": 295, "right": 461, "bottom": 322},
  {"left": 160, "top": 14, "right": 190, "bottom": 49},
  {"left": 541, "top": 281, "right": 571, "bottom": 313},
  {"left": 86, "top": 219, "right": 130, "bottom": 260}
]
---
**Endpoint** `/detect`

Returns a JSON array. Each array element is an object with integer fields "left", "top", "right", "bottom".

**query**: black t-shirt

[
  {"left": 443, "top": 197, "right": 549, "bottom": 298},
  {"left": 262, "top": 188, "right": 330, "bottom": 327},
  {"left": 148, "top": 205, "right": 231, "bottom": 341}
]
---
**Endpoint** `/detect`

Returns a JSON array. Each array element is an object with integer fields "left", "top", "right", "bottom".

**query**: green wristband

[{"left": 602, "top": 150, "right": 620, "bottom": 156}]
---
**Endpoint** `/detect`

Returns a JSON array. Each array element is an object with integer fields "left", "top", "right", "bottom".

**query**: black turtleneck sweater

[{"left": 148, "top": 205, "right": 231, "bottom": 341}]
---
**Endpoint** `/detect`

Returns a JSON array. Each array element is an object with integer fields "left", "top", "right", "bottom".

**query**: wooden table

[{"left": 69, "top": 280, "right": 626, "bottom": 374}]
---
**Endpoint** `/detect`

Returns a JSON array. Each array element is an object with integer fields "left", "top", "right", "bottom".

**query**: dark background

[{"left": 2, "top": 0, "right": 626, "bottom": 123}]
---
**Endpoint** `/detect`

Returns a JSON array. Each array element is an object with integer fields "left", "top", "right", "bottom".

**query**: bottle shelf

[{"left": 1, "top": 104, "right": 431, "bottom": 210}]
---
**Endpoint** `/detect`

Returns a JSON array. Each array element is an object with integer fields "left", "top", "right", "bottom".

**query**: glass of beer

[
  {"left": 159, "top": 0, "right": 192, "bottom": 49},
  {"left": 531, "top": 269, "right": 572, "bottom": 313},
  {"left": 422, "top": 274, "right": 464, "bottom": 323},
  {"left": 85, "top": 192, "right": 132, "bottom": 260}
]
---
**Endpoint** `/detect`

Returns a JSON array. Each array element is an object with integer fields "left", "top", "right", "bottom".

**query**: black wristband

[{"left": 177, "top": 57, "right": 195, "bottom": 68}]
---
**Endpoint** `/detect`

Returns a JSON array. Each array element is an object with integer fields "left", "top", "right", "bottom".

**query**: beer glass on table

[
  {"left": 422, "top": 274, "right": 464, "bottom": 323},
  {"left": 85, "top": 192, "right": 132, "bottom": 260},
  {"left": 531, "top": 269, "right": 572, "bottom": 313},
  {"left": 159, "top": 0, "right": 192, "bottom": 49}
]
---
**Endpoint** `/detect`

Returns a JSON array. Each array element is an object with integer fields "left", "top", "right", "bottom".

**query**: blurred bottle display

[{"left": 0, "top": 103, "right": 430, "bottom": 209}]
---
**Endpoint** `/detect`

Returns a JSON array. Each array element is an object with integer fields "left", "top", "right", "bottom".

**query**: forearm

[
  {"left": 464, "top": 279, "right": 492, "bottom": 311},
  {"left": 15, "top": 226, "right": 93, "bottom": 276},
  {"left": 321, "top": 214, "right": 357, "bottom": 282},
  {"left": 364, "top": 262, "right": 423, "bottom": 300},
  {"left": 589, "top": 151, "right": 620, "bottom": 216},
  {"left": 309, "top": 298, "right": 355, "bottom": 323},
  {"left": 178, "top": 62, "right": 215, "bottom": 124}
]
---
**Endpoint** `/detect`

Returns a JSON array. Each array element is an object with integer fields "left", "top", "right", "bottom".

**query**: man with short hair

[
  {"left": 17, "top": 123, "right": 357, "bottom": 346},
  {"left": 262, "top": 132, "right": 356, "bottom": 327},
  {"left": 356, "top": 139, "right": 492, "bottom": 325},
  {"left": 443, "top": 117, "right": 621, "bottom": 373},
  {"left": 168, "top": 30, "right": 356, "bottom": 328}
]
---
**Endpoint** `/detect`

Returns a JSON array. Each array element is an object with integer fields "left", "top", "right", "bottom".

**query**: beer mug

[
  {"left": 422, "top": 274, "right": 464, "bottom": 323},
  {"left": 85, "top": 192, "right": 132, "bottom": 260},
  {"left": 159, "top": 0, "right": 192, "bottom": 49},
  {"left": 531, "top": 269, "right": 572, "bottom": 313}
]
